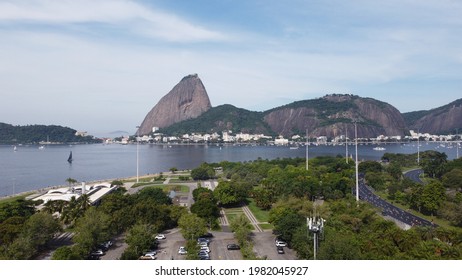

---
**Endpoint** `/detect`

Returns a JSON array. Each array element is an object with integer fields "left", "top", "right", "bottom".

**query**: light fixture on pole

[
  {"left": 306, "top": 128, "right": 309, "bottom": 171},
  {"left": 307, "top": 213, "right": 325, "bottom": 260},
  {"left": 355, "top": 121, "right": 359, "bottom": 202},
  {"left": 136, "top": 126, "right": 140, "bottom": 183},
  {"left": 417, "top": 129, "right": 420, "bottom": 165},
  {"left": 345, "top": 124, "right": 349, "bottom": 163}
]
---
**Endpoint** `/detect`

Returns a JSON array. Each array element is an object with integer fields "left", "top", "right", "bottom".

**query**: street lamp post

[
  {"left": 306, "top": 129, "right": 309, "bottom": 171},
  {"left": 355, "top": 121, "right": 359, "bottom": 202},
  {"left": 136, "top": 126, "right": 140, "bottom": 183}
]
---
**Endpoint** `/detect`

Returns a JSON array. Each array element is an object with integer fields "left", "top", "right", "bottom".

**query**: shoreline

[{"left": 0, "top": 172, "right": 162, "bottom": 202}]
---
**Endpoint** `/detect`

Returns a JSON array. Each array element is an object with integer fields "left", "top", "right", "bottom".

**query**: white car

[
  {"left": 275, "top": 241, "right": 287, "bottom": 247},
  {"left": 178, "top": 247, "right": 187, "bottom": 255},
  {"left": 197, "top": 241, "right": 208, "bottom": 247},
  {"left": 200, "top": 246, "right": 210, "bottom": 253},
  {"left": 155, "top": 234, "right": 166, "bottom": 240}
]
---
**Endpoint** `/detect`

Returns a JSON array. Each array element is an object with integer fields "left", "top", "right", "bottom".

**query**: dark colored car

[
  {"left": 277, "top": 246, "right": 284, "bottom": 254},
  {"left": 227, "top": 244, "right": 240, "bottom": 250},
  {"left": 200, "top": 232, "right": 214, "bottom": 238}
]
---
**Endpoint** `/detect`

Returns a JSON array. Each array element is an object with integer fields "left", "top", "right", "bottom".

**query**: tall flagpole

[{"left": 355, "top": 121, "right": 359, "bottom": 202}]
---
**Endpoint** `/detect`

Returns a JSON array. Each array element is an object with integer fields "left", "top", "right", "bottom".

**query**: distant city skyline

[{"left": 1, "top": 0, "right": 461, "bottom": 137}]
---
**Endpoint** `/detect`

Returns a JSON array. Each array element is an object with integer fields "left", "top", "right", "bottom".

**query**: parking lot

[{"left": 127, "top": 228, "right": 297, "bottom": 261}]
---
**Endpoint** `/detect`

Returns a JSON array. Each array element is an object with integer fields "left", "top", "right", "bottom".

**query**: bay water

[{"left": 0, "top": 142, "right": 459, "bottom": 197}]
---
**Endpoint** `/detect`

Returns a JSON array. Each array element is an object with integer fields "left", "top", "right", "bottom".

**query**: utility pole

[
  {"left": 457, "top": 129, "right": 460, "bottom": 159},
  {"left": 345, "top": 125, "right": 349, "bottom": 163},
  {"left": 417, "top": 129, "right": 420, "bottom": 165},
  {"left": 306, "top": 128, "right": 309, "bottom": 171},
  {"left": 307, "top": 212, "right": 325, "bottom": 260},
  {"left": 355, "top": 121, "right": 359, "bottom": 202},
  {"left": 136, "top": 126, "right": 140, "bottom": 183}
]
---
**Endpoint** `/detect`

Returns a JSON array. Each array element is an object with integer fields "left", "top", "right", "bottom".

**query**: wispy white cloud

[{"left": 0, "top": 0, "right": 226, "bottom": 42}]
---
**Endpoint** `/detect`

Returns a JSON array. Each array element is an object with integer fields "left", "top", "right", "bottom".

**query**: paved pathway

[{"left": 242, "top": 204, "right": 263, "bottom": 232}]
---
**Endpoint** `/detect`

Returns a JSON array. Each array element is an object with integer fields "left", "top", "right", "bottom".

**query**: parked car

[
  {"left": 198, "top": 251, "right": 209, "bottom": 258},
  {"left": 98, "top": 240, "right": 113, "bottom": 251},
  {"left": 144, "top": 251, "right": 157, "bottom": 256},
  {"left": 200, "top": 232, "right": 214, "bottom": 238},
  {"left": 227, "top": 244, "right": 240, "bottom": 250},
  {"left": 90, "top": 249, "right": 105, "bottom": 257},
  {"left": 199, "top": 255, "right": 211, "bottom": 260},
  {"left": 277, "top": 246, "right": 285, "bottom": 254},
  {"left": 155, "top": 234, "right": 166, "bottom": 240},
  {"left": 200, "top": 246, "right": 210, "bottom": 253},
  {"left": 139, "top": 255, "right": 156, "bottom": 260},
  {"left": 178, "top": 246, "right": 187, "bottom": 255},
  {"left": 198, "top": 241, "right": 208, "bottom": 247},
  {"left": 275, "top": 241, "right": 287, "bottom": 247},
  {"left": 197, "top": 237, "right": 210, "bottom": 244}
]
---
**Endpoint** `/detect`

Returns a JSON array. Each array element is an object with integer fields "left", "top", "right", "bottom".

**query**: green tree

[
  {"left": 72, "top": 207, "right": 110, "bottom": 258},
  {"left": 359, "top": 161, "right": 383, "bottom": 173},
  {"left": 178, "top": 213, "right": 206, "bottom": 242},
  {"left": 190, "top": 199, "right": 219, "bottom": 229},
  {"left": 251, "top": 186, "right": 274, "bottom": 210},
  {"left": 52, "top": 246, "right": 79, "bottom": 260},
  {"left": 387, "top": 162, "right": 402, "bottom": 181},
  {"left": 192, "top": 187, "right": 213, "bottom": 201},
  {"left": 5, "top": 212, "right": 60, "bottom": 259},
  {"left": 136, "top": 187, "right": 172, "bottom": 205},
  {"left": 420, "top": 151, "right": 447, "bottom": 178},
  {"left": 213, "top": 181, "right": 246, "bottom": 206},
  {"left": 420, "top": 181, "right": 446, "bottom": 215},
  {"left": 191, "top": 163, "right": 215, "bottom": 180},
  {"left": 442, "top": 168, "right": 462, "bottom": 191},
  {"left": 229, "top": 214, "right": 257, "bottom": 259},
  {"left": 123, "top": 223, "right": 158, "bottom": 259},
  {"left": 0, "top": 216, "right": 26, "bottom": 245}
]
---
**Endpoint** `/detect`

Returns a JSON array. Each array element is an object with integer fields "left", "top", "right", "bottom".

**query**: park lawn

[
  {"left": 132, "top": 184, "right": 189, "bottom": 193},
  {"left": 247, "top": 198, "right": 269, "bottom": 222},
  {"left": 0, "top": 193, "right": 33, "bottom": 205},
  {"left": 259, "top": 223, "right": 274, "bottom": 230}
]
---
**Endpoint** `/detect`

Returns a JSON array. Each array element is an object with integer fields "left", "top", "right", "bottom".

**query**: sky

[{"left": 0, "top": 0, "right": 461, "bottom": 137}]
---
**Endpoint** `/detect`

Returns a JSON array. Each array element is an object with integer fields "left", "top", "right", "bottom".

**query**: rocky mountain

[
  {"left": 137, "top": 74, "right": 212, "bottom": 135},
  {"left": 403, "top": 98, "right": 462, "bottom": 135},
  {"left": 155, "top": 94, "right": 408, "bottom": 138},
  {"left": 263, "top": 94, "right": 408, "bottom": 138},
  {"left": 138, "top": 74, "right": 459, "bottom": 138}
]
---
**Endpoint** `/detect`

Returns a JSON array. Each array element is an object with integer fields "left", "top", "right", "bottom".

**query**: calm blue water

[{"left": 0, "top": 142, "right": 460, "bottom": 196}]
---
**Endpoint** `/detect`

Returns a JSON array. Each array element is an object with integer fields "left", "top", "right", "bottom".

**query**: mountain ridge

[{"left": 139, "top": 74, "right": 461, "bottom": 137}]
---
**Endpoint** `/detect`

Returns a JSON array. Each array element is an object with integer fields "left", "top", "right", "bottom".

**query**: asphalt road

[
  {"left": 356, "top": 174, "right": 434, "bottom": 228},
  {"left": 404, "top": 169, "right": 424, "bottom": 184}
]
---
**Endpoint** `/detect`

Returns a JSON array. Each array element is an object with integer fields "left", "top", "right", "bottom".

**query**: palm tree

[{"left": 65, "top": 177, "right": 77, "bottom": 192}]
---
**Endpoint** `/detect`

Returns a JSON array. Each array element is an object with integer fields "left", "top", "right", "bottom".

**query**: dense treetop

[{"left": 0, "top": 122, "right": 101, "bottom": 144}]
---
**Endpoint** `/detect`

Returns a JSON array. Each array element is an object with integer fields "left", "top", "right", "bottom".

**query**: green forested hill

[
  {"left": 159, "top": 104, "right": 275, "bottom": 136},
  {"left": 0, "top": 123, "right": 101, "bottom": 144}
]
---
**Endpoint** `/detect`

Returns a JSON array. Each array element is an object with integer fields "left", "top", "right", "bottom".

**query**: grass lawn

[
  {"left": 259, "top": 223, "right": 274, "bottom": 230},
  {"left": 0, "top": 193, "right": 33, "bottom": 205},
  {"left": 246, "top": 198, "right": 269, "bottom": 222},
  {"left": 132, "top": 184, "right": 189, "bottom": 193}
]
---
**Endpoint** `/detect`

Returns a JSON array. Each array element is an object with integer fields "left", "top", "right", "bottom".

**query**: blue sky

[{"left": 0, "top": 0, "right": 461, "bottom": 137}]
